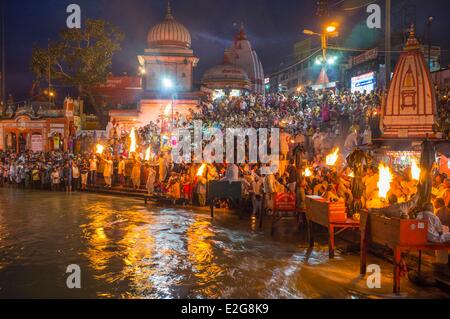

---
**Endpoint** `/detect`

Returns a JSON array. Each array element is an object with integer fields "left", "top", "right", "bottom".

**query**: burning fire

[
  {"left": 164, "top": 103, "right": 172, "bottom": 117},
  {"left": 326, "top": 148, "right": 339, "bottom": 166},
  {"left": 145, "top": 147, "right": 151, "bottom": 161},
  {"left": 348, "top": 171, "right": 355, "bottom": 178},
  {"left": 96, "top": 144, "right": 104, "bottom": 155},
  {"left": 304, "top": 167, "right": 312, "bottom": 177},
  {"left": 411, "top": 159, "right": 421, "bottom": 181},
  {"left": 129, "top": 127, "right": 137, "bottom": 154},
  {"left": 377, "top": 163, "right": 393, "bottom": 199},
  {"left": 196, "top": 164, "right": 207, "bottom": 177}
]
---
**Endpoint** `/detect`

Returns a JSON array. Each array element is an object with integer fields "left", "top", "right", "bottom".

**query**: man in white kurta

[{"left": 417, "top": 204, "right": 450, "bottom": 244}]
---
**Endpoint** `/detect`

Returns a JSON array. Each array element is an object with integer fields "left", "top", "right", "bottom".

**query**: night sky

[{"left": 3, "top": 0, "right": 450, "bottom": 102}]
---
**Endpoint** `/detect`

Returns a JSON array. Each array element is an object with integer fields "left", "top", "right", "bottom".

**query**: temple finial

[
  {"left": 237, "top": 22, "right": 247, "bottom": 40},
  {"left": 405, "top": 24, "right": 420, "bottom": 50},
  {"left": 166, "top": 0, "right": 173, "bottom": 19}
]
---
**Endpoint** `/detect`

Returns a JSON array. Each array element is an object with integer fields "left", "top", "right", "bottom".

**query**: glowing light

[
  {"left": 162, "top": 77, "right": 173, "bottom": 89},
  {"left": 164, "top": 103, "right": 172, "bottom": 117},
  {"left": 326, "top": 147, "right": 339, "bottom": 166},
  {"left": 327, "top": 56, "right": 337, "bottom": 65},
  {"left": 196, "top": 164, "right": 207, "bottom": 177},
  {"left": 230, "top": 89, "right": 241, "bottom": 97},
  {"left": 96, "top": 144, "right": 104, "bottom": 155},
  {"left": 213, "top": 90, "right": 225, "bottom": 100},
  {"left": 145, "top": 146, "right": 152, "bottom": 161},
  {"left": 129, "top": 127, "right": 137, "bottom": 154},
  {"left": 411, "top": 159, "right": 421, "bottom": 181},
  {"left": 326, "top": 25, "right": 337, "bottom": 33},
  {"left": 304, "top": 168, "right": 312, "bottom": 177},
  {"left": 348, "top": 171, "right": 355, "bottom": 178},
  {"left": 377, "top": 163, "right": 393, "bottom": 199}
]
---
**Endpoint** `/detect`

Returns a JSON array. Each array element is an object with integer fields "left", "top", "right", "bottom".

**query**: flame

[
  {"left": 377, "top": 163, "right": 393, "bottom": 199},
  {"left": 196, "top": 164, "right": 207, "bottom": 177},
  {"left": 348, "top": 171, "right": 355, "bottom": 178},
  {"left": 96, "top": 144, "right": 104, "bottom": 155},
  {"left": 129, "top": 127, "right": 137, "bottom": 154},
  {"left": 164, "top": 103, "right": 172, "bottom": 117},
  {"left": 411, "top": 159, "right": 420, "bottom": 181},
  {"left": 326, "top": 147, "right": 340, "bottom": 166},
  {"left": 304, "top": 168, "right": 312, "bottom": 177},
  {"left": 145, "top": 146, "right": 151, "bottom": 161}
]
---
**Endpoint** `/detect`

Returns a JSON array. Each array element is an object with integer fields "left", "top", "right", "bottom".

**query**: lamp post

[
  {"left": 162, "top": 77, "right": 175, "bottom": 133},
  {"left": 303, "top": 24, "right": 339, "bottom": 86}
]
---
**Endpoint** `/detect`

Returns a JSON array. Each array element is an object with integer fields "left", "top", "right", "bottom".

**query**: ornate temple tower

[
  {"left": 383, "top": 26, "right": 437, "bottom": 139},
  {"left": 112, "top": 2, "right": 203, "bottom": 127},
  {"left": 138, "top": 2, "right": 199, "bottom": 93},
  {"left": 224, "top": 25, "right": 265, "bottom": 94}
]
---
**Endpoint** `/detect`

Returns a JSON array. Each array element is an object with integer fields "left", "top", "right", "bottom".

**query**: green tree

[{"left": 31, "top": 19, "right": 124, "bottom": 125}]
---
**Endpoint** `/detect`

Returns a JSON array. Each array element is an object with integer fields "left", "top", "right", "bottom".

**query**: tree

[{"left": 31, "top": 19, "right": 124, "bottom": 125}]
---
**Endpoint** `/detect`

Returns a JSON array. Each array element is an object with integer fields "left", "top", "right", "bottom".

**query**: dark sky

[{"left": 3, "top": 0, "right": 450, "bottom": 102}]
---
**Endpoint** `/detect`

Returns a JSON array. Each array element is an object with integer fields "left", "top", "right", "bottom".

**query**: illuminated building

[
  {"left": 0, "top": 98, "right": 80, "bottom": 152},
  {"left": 382, "top": 27, "right": 437, "bottom": 139},
  {"left": 224, "top": 24, "right": 265, "bottom": 94},
  {"left": 202, "top": 55, "right": 251, "bottom": 98},
  {"left": 109, "top": 2, "right": 203, "bottom": 128}
]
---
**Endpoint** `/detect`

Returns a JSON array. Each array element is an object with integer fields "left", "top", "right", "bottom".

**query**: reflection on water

[{"left": 0, "top": 188, "right": 448, "bottom": 299}]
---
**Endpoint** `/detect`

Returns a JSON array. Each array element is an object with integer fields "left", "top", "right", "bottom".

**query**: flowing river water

[{"left": 0, "top": 187, "right": 448, "bottom": 299}]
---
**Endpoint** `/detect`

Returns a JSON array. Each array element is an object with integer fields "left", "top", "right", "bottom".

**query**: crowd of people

[{"left": 1, "top": 89, "right": 449, "bottom": 235}]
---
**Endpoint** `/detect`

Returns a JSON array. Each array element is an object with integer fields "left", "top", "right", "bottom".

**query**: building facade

[
  {"left": 0, "top": 98, "right": 80, "bottom": 152},
  {"left": 138, "top": 3, "right": 199, "bottom": 93},
  {"left": 111, "top": 3, "right": 203, "bottom": 127},
  {"left": 382, "top": 28, "right": 437, "bottom": 139},
  {"left": 202, "top": 55, "right": 251, "bottom": 97}
]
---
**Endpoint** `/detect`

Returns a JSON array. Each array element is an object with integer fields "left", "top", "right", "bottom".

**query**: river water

[{"left": 0, "top": 187, "right": 447, "bottom": 299}]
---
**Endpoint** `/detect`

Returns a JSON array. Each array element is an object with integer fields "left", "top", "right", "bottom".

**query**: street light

[
  {"left": 326, "top": 25, "right": 336, "bottom": 33},
  {"left": 162, "top": 77, "right": 174, "bottom": 90},
  {"left": 303, "top": 24, "right": 339, "bottom": 86},
  {"left": 303, "top": 29, "right": 318, "bottom": 36}
]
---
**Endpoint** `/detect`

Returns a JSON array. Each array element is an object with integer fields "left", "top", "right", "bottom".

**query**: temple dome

[
  {"left": 147, "top": 3, "right": 191, "bottom": 49},
  {"left": 202, "top": 56, "right": 251, "bottom": 90}
]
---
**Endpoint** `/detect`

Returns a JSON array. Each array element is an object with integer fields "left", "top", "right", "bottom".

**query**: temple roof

[
  {"left": 147, "top": 1, "right": 191, "bottom": 49},
  {"left": 383, "top": 25, "right": 437, "bottom": 139}
]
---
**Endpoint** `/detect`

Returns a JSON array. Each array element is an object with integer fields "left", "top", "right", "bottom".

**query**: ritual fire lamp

[
  {"left": 145, "top": 146, "right": 152, "bottom": 161},
  {"left": 377, "top": 163, "right": 393, "bottom": 200},
  {"left": 411, "top": 159, "right": 421, "bottom": 181},
  {"left": 304, "top": 167, "right": 312, "bottom": 177},
  {"left": 326, "top": 147, "right": 339, "bottom": 166},
  {"left": 96, "top": 144, "right": 104, "bottom": 155},
  {"left": 129, "top": 127, "right": 137, "bottom": 155},
  {"left": 196, "top": 163, "right": 207, "bottom": 177}
]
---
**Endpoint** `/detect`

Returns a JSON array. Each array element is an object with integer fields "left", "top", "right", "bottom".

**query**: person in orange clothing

[{"left": 437, "top": 178, "right": 450, "bottom": 208}]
